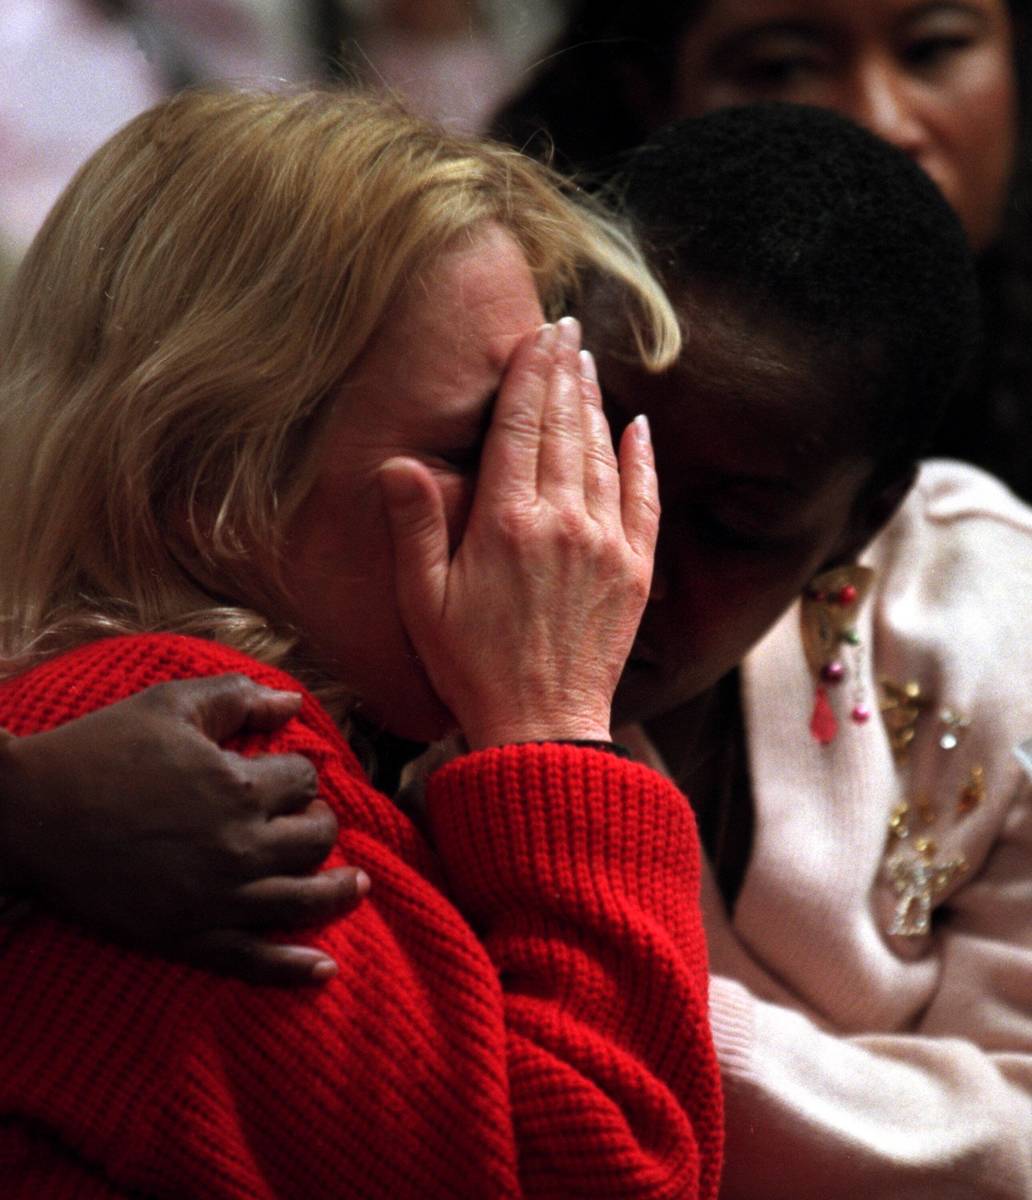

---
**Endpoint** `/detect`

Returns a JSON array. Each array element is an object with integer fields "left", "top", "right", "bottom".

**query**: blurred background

[{"left": 0, "top": 0, "right": 568, "bottom": 273}]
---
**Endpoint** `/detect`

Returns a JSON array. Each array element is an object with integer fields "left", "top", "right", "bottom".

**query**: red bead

[
  {"left": 820, "top": 661, "right": 845, "bottom": 684},
  {"left": 851, "top": 704, "right": 872, "bottom": 724},
  {"left": 838, "top": 584, "right": 858, "bottom": 606},
  {"left": 810, "top": 686, "right": 838, "bottom": 744}
]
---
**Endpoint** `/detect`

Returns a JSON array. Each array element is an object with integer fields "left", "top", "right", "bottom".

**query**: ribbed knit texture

[{"left": 0, "top": 633, "right": 722, "bottom": 1199}]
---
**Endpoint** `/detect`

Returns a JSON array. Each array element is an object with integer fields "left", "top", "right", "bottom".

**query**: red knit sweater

[{"left": 0, "top": 634, "right": 722, "bottom": 1199}]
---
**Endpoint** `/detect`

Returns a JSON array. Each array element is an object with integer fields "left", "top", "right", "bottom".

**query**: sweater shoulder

[
  {"left": 866, "top": 459, "right": 1032, "bottom": 602},
  {"left": 0, "top": 633, "right": 319, "bottom": 737},
  {"left": 913, "top": 459, "right": 1032, "bottom": 537}
]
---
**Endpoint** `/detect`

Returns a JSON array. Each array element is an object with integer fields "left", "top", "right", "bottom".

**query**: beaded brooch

[{"left": 879, "top": 679, "right": 983, "bottom": 938}]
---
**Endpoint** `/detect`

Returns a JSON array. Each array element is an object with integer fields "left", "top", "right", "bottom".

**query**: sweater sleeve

[
  {"left": 0, "top": 634, "right": 722, "bottom": 1200},
  {"left": 706, "top": 780, "right": 1032, "bottom": 1200}
]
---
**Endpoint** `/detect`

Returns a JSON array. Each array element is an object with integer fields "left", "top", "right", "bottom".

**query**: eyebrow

[
  {"left": 714, "top": 473, "right": 805, "bottom": 499},
  {"left": 711, "top": 1, "right": 990, "bottom": 56},
  {"left": 902, "top": 1, "right": 992, "bottom": 25}
]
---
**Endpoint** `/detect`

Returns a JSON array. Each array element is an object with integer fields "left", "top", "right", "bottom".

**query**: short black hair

[{"left": 613, "top": 103, "right": 981, "bottom": 475}]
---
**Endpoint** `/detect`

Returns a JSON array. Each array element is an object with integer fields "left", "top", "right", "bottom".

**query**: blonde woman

[{"left": 0, "top": 91, "right": 722, "bottom": 1198}]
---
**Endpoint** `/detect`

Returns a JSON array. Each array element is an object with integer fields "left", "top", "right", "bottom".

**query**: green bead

[{"left": 842, "top": 628, "right": 861, "bottom": 645}]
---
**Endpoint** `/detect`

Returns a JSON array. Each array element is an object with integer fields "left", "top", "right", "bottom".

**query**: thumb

[
  {"left": 379, "top": 457, "right": 449, "bottom": 622},
  {"left": 167, "top": 674, "right": 303, "bottom": 741}
]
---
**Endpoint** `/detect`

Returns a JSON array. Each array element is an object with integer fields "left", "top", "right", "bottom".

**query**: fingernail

[
  {"left": 537, "top": 322, "right": 556, "bottom": 351},
  {"left": 579, "top": 348, "right": 598, "bottom": 386},
  {"left": 557, "top": 315, "right": 581, "bottom": 350},
  {"left": 354, "top": 869, "right": 371, "bottom": 898},
  {"left": 261, "top": 687, "right": 301, "bottom": 702},
  {"left": 310, "top": 956, "right": 339, "bottom": 982},
  {"left": 633, "top": 413, "right": 652, "bottom": 445}
]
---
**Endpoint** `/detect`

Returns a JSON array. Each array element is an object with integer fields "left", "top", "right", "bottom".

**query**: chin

[
  {"left": 369, "top": 687, "right": 458, "bottom": 745},
  {"left": 613, "top": 664, "right": 674, "bottom": 727},
  {"left": 613, "top": 661, "right": 714, "bottom": 728}
]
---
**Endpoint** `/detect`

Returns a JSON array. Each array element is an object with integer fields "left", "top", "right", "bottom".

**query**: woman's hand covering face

[
  {"left": 379, "top": 315, "right": 658, "bottom": 749},
  {"left": 0, "top": 676, "right": 368, "bottom": 984}
]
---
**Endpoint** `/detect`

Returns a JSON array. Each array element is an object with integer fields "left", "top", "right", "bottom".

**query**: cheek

[
  {"left": 926, "top": 72, "right": 1016, "bottom": 249},
  {"left": 279, "top": 467, "right": 398, "bottom": 652},
  {"left": 652, "top": 543, "right": 816, "bottom": 675},
  {"left": 959, "top": 58, "right": 1018, "bottom": 188},
  {"left": 684, "top": 572, "right": 801, "bottom": 662}
]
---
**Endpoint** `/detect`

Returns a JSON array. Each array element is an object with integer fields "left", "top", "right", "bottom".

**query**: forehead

[
  {"left": 676, "top": 0, "right": 1017, "bottom": 54},
  {"left": 401, "top": 224, "right": 541, "bottom": 370},
  {"left": 345, "top": 223, "right": 543, "bottom": 426},
  {"left": 689, "top": 0, "right": 1009, "bottom": 29},
  {"left": 596, "top": 296, "right": 865, "bottom": 485}
]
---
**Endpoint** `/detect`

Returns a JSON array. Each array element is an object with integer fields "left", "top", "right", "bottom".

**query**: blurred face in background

[{"left": 671, "top": 0, "right": 1018, "bottom": 249}]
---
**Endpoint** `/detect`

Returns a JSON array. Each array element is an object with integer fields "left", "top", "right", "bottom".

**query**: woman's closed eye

[
  {"left": 685, "top": 502, "right": 787, "bottom": 554},
  {"left": 435, "top": 443, "right": 483, "bottom": 471},
  {"left": 902, "top": 33, "right": 978, "bottom": 70},
  {"left": 731, "top": 48, "right": 826, "bottom": 90},
  {"left": 714, "top": 31, "right": 830, "bottom": 91},
  {"left": 432, "top": 393, "right": 496, "bottom": 472}
]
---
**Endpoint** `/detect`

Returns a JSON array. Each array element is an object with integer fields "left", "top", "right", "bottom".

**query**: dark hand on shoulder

[{"left": 0, "top": 675, "right": 368, "bottom": 985}]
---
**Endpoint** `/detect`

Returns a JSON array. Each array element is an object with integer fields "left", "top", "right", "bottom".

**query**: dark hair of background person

[
  {"left": 609, "top": 102, "right": 981, "bottom": 489},
  {"left": 492, "top": 1, "right": 1032, "bottom": 501}
]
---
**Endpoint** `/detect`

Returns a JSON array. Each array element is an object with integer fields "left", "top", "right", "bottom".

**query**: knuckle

[
  {"left": 639, "top": 492, "right": 662, "bottom": 523},
  {"left": 586, "top": 445, "right": 617, "bottom": 473},
  {"left": 215, "top": 674, "right": 256, "bottom": 706},
  {"left": 197, "top": 935, "right": 271, "bottom": 985},
  {"left": 554, "top": 507, "right": 589, "bottom": 546},
  {"left": 306, "top": 800, "right": 339, "bottom": 850},
  {"left": 285, "top": 878, "right": 334, "bottom": 923},
  {"left": 514, "top": 343, "right": 552, "bottom": 385},
  {"left": 626, "top": 571, "right": 652, "bottom": 608},
  {"left": 138, "top": 679, "right": 180, "bottom": 715},
  {"left": 216, "top": 821, "right": 260, "bottom": 870},
  {"left": 493, "top": 505, "right": 537, "bottom": 548},
  {"left": 216, "top": 754, "right": 261, "bottom": 808},
  {"left": 494, "top": 411, "right": 541, "bottom": 447},
  {"left": 294, "top": 757, "right": 320, "bottom": 797}
]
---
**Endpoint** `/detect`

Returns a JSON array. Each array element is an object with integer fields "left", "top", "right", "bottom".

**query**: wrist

[
  {"left": 515, "top": 738, "right": 631, "bottom": 759},
  {"left": 464, "top": 719, "right": 613, "bottom": 751}
]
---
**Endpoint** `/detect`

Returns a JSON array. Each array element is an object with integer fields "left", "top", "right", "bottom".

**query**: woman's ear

[{"left": 828, "top": 463, "right": 918, "bottom": 566}]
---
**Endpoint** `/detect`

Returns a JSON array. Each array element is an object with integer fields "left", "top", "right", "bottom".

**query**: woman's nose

[{"left": 846, "top": 60, "right": 930, "bottom": 162}]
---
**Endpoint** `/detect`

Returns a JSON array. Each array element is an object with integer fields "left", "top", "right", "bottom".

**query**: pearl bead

[{"left": 851, "top": 704, "right": 872, "bottom": 723}]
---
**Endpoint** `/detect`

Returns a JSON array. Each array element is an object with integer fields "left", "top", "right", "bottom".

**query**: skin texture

[
  {"left": 0, "top": 675, "right": 369, "bottom": 983},
  {"left": 282, "top": 224, "right": 543, "bottom": 743},
  {"left": 671, "top": 0, "right": 1018, "bottom": 250},
  {"left": 283, "top": 222, "right": 659, "bottom": 747}
]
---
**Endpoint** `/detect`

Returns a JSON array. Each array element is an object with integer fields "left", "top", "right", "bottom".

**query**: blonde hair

[{"left": 0, "top": 88, "right": 679, "bottom": 704}]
